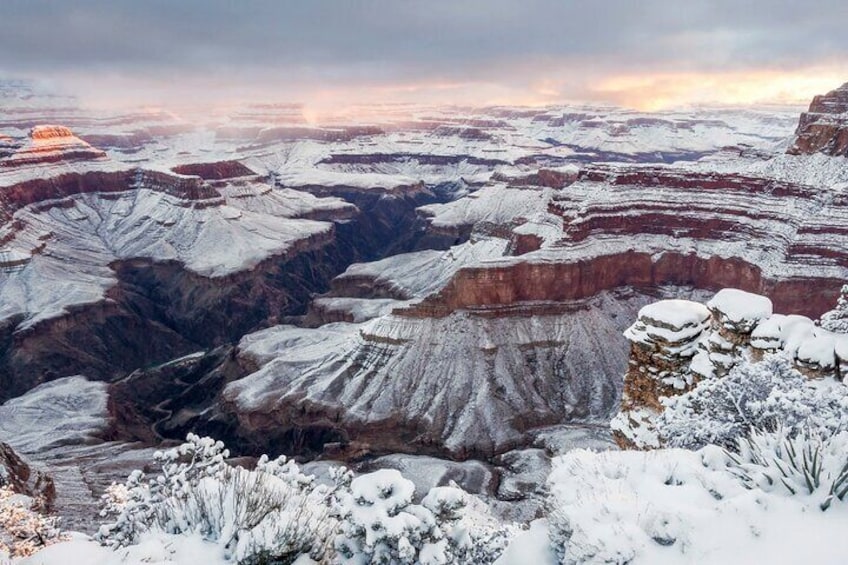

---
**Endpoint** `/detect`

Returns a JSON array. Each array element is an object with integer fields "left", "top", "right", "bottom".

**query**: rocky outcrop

[
  {"left": 613, "top": 288, "right": 848, "bottom": 448},
  {"left": 788, "top": 82, "right": 848, "bottom": 157},
  {"left": 611, "top": 300, "right": 710, "bottom": 448},
  {"left": 689, "top": 289, "right": 773, "bottom": 379},
  {"left": 171, "top": 160, "right": 256, "bottom": 180},
  {"left": 1, "top": 125, "right": 106, "bottom": 168},
  {"left": 0, "top": 442, "right": 54, "bottom": 506}
]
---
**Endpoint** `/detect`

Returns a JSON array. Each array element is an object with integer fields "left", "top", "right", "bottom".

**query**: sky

[{"left": 1, "top": 0, "right": 847, "bottom": 112}]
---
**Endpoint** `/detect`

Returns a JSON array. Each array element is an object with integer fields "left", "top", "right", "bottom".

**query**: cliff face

[
  {"left": 401, "top": 165, "right": 848, "bottom": 321},
  {"left": 401, "top": 252, "right": 842, "bottom": 320},
  {"left": 0, "top": 442, "right": 54, "bottom": 506},
  {"left": 788, "top": 82, "right": 848, "bottom": 157},
  {"left": 216, "top": 147, "right": 848, "bottom": 459}
]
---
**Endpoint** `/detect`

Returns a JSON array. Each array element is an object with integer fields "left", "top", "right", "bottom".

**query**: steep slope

[{"left": 788, "top": 82, "right": 848, "bottom": 157}]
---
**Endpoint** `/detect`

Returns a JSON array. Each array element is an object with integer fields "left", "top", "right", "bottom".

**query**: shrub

[
  {"left": 97, "top": 434, "right": 507, "bottom": 564},
  {"left": 333, "top": 469, "right": 471, "bottom": 564},
  {"left": 659, "top": 355, "right": 848, "bottom": 450},
  {"left": 0, "top": 486, "right": 64, "bottom": 559},
  {"left": 98, "top": 434, "right": 340, "bottom": 564},
  {"left": 820, "top": 284, "right": 848, "bottom": 333},
  {"left": 725, "top": 427, "right": 848, "bottom": 511}
]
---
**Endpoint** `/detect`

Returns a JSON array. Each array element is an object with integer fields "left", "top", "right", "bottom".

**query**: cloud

[{"left": 1, "top": 0, "right": 846, "bottom": 107}]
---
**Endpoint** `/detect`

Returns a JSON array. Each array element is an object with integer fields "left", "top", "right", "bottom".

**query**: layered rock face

[
  {"left": 1, "top": 125, "right": 106, "bottom": 168},
  {"left": 0, "top": 442, "right": 54, "bottom": 505},
  {"left": 788, "top": 82, "right": 848, "bottom": 157},
  {"left": 621, "top": 300, "right": 711, "bottom": 409},
  {"left": 611, "top": 299, "right": 711, "bottom": 448},
  {"left": 403, "top": 166, "right": 848, "bottom": 320}
]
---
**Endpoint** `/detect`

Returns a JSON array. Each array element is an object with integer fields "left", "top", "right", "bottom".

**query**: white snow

[
  {"left": 0, "top": 376, "right": 108, "bottom": 454},
  {"left": 624, "top": 300, "right": 710, "bottom": 357},
  {"left": 533, "top": 445, "right": 848, "bottom": 565},
  {"left": 494, "top": 519, "right": 556, "bottom": 565},
  {"left": 797, "top": 333, "right": 838, "bottom": 368},
  {"left": 636, "top": 299, "right": 711, "bottom": 332},
  {"left": 707, "top": 288, "right": 773, "bottom": 325},
  {"left": 17, "top": 533, "right": 226, "bottom": 565}
]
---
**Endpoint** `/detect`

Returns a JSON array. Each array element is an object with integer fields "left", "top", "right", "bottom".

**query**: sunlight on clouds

[{"left": 593, "top": 66, "right": 848, "bottom": 110}]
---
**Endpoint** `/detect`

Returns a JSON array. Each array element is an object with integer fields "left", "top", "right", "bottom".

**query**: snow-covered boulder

[
  {"left": 707, "top": 288, "right": 773, "bottom": 335},
  {"left": 692, "top": 289, "right": 774, "bottom": 380}
]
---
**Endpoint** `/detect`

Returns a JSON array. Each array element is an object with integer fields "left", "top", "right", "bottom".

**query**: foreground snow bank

[
  {"left": 541, "top": 441, "right": 848, "bottom": 564},
  {"left": 18, "top": 533, "right": 233, "bottom": 565}
]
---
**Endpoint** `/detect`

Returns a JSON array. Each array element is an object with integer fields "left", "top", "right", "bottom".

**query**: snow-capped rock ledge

[
  {"left": 1, "top": 125, "right": 106, "bottom": 168},
  {"left": 613, "top": 286, "right": 848, "bottom": 448}
]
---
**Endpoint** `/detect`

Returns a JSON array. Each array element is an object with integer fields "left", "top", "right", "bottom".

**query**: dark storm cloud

[{"left": 0, "top": 0, "right": 846, "bottom": 98}]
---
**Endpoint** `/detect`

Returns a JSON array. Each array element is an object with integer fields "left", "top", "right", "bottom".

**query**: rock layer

[
  {"left": 788, "top": 82, "right": 848, "bottom": 157},
  {"left": 0, "top": 442, "right": 54, "bottom": 506}
]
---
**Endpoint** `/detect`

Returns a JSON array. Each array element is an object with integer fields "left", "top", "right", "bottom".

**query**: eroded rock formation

[
  {"left": 613, "top": 288, "right": 848, "bottom": 448},
  {"left": 788, "top": 82, "right": 848, "bottom": 157},
  {"left": 0, "top": 442, "right": 54, "bottom": 506}
]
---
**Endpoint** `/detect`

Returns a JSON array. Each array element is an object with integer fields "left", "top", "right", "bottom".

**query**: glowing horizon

[
  {"left": 30, "top": 64, "right": 843, "bottom": 123},
  {"left": 2, "top": 1, "right": 847, "bottom": 118}
]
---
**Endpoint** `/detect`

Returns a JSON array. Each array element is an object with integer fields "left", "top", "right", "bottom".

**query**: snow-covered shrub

[
  {"left": 98, "top": 434, "right": 340, "bottom": 564},
  {"left": 725, "top": 428, "right": 848, "bottom": 511},
  {"left": 333, "top": 469, "right": 471, "bottom": 564},
  {"left": 659, "top": 355, "right": 848, "bottom": 449},
  {"left": 461, "top": 525, "right": 516, "bottom": 565},
  {"left": 97, "top": 434, "right": 502, "bottom": 564},
  {"left": 452, "top": 499, "right": 519, "bottom": 565},
  {"left": 0, "top": 486, "right": 63, "bottom": 558},
  {"left": 820, "top": 284, "right": 848, "bottom": 333}
]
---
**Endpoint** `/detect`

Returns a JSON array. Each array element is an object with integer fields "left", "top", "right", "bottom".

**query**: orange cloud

[{"left": 592, "top": 66, "right": 848, "bottom": 110}]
